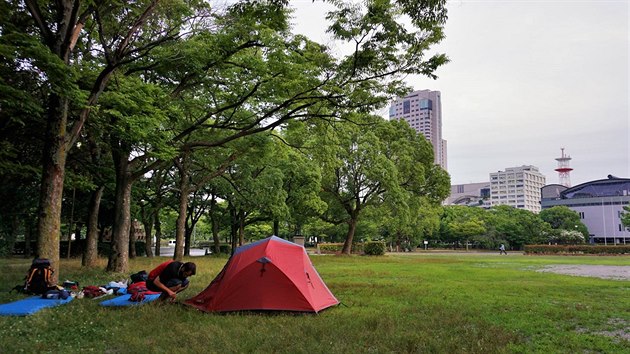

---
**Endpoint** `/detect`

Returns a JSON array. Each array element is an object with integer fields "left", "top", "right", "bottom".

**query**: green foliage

[
  {"left": 312, "top": 115, "right": 449, "bottom": 250},
  {"left": 437, "top": 205, "right": 552, "bottom": 250},
  {"left": 2, "top": 0, "right": 451, "bottom": 271},
  {"left": 363, "top": 241, "right": 386, "bottom": 256},
  {"left": 524, "top": 244, "right": 630, "bottom": 255},
  {"left": 548, "top": 229, "right": 586, "bottom": 245},
  {"left": 540, "top": 206, "right": 589, "bottom": 237},
  {"left": 318, "top": 242, "right": 364, "bottom": 254}
]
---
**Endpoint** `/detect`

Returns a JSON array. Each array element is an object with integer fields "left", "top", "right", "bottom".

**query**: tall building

[
  {"left": 389, "top": 89, "right": 447, "bottom": 169},
  {"left": 490, "top": 165, "right": 546, "bottom": 213},
  {"left": 541, "top": 175, "right": 630, "bottom": 244}
]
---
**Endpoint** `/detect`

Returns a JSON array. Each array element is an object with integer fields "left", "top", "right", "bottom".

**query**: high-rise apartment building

[
  {"left": 490, "top": 165, "right": 546, "bottom": 213},
  {"left": 388, "top": 89, "right": 447, "bottom": 170}
]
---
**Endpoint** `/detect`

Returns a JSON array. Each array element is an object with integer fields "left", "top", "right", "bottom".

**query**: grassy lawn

[{"left": 0, "top": 253, "right": 628, "bottom": 353}]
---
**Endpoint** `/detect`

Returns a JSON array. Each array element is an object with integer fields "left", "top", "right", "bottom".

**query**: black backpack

[
  {"left": 11, "top": 258, "right": 55, "bottom": 295},
  {"left": 130, "top": 270, "right": 148, "bottom": 284}
]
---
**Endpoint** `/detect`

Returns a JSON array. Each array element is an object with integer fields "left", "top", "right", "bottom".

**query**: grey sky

[{"left": 291, "top": 0, "right": 629, "bottom": 187}]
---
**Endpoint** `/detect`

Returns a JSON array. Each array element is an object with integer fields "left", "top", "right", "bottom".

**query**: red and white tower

[{"left": 554, "top": 148, "right": 573, "bottom": 187}]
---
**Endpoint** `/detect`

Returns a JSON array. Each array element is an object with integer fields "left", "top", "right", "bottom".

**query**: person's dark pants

[{"left": 147, "top": 278, "right": 189, "bottom": 299}]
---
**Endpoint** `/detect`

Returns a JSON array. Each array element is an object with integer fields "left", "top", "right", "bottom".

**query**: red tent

[{"left": 185, "top": 236, "right": 339, "bottom": 313}]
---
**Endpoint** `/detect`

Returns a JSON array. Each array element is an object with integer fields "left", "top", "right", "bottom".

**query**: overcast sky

[{"left": 291, "top": 0, "right": 629, "bottom": 187}]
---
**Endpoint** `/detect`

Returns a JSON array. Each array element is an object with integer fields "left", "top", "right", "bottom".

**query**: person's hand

[{"left": 168, "top": 290, "right": 177, "bottom": 300}]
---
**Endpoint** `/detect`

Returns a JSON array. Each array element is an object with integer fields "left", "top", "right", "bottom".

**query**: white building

[
  {"left": 490, "top": 165, "right": 546, "bottom": 213},
  {"left": 389, "top": 89, "right": 447, "bottom": 170},
  {"left": 541, "top": 176, "right": 630, "bottom": 244},
  {"left": 446, "top": 182, "right": 491, "bottom": 208}
]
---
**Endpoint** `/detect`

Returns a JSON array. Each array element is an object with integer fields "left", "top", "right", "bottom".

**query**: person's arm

[{"left": 153, "top": 276, "right": 176, "bottom": 299}]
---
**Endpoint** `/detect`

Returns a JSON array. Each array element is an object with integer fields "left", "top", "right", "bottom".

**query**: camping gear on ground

[
  {"left": 99, "top": 293, "right": 161, "bottom": 307},
  {"left": 11, "top": 258, "right": 56, "bottom": 295},
  {"left": 104, "top": 280, "right": 128, "bottom": 295},
  {"left": 95, "top": 281, "right": 160, "bottom": 304},
  {"left": 125, "top": 281, "right": 159, "bottom": 302},
  {"left": 43, "top": 289, "right": 70, "bottom": 300},
  {"left": 62, "top": 280, "right": 79, "bottom": 291},
  {"left": 0, "top": 296, "right": 74, "bottom": 316},
  {"left": 82, "top": 286, "right": 107, "bottom": 299},
  {"left": 130, "top": 270, "right": 148, "bottom": 283},
  {"left": 185, "top": 236, "right": 339, "bottom": 313}
]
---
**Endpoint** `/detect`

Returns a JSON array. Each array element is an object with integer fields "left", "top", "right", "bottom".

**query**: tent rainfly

[{"left": 185, "top": 236, "right": 339, "bottom": 313}]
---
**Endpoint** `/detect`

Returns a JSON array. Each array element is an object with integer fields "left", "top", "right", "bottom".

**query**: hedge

[
  {"left": 317, "top": 243, "right": 364, "bottom": 254},
  {"left": 524, "top": 244, "right": 630, "bottom": 255},
  {"left": 317, "top": 242, "right": 386, "bottom": 255}
]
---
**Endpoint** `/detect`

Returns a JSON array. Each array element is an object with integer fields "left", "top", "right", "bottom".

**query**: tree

[
  {"left": 438, "top": 205, "right": 488, "bottom": 248},
  {"left": 539, "top": 206, "right": 588, "bottom": 237},
  {"left": 3, "top": 0, "right": 449, "bottom": 275},
  {"left": 487, "top": 205, "right": 549, "bottom": 250},
  {"left": 371, "top": 120, "right": 449, "bottom": 251},
  {"left": 1, "top": 0, "right": 201, "bottom": 278},
  {"left": 548, "top": 229, "right": 585, "bottom": 245},
  {"left": 314, "top": 115, "right": 448, "bottom": 254}
]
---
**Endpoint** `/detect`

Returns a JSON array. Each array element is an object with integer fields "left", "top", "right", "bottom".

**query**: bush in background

[
  {"left": 364, "top": 241, "right": 386, "bottom": 256},
  {"left": 524, "top": 244, "right": 630, "bottom": 255}
]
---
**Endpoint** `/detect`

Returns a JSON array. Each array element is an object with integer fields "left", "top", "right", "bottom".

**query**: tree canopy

[{"left": 1, "top": 0, "right": 451, "bottom": 275}]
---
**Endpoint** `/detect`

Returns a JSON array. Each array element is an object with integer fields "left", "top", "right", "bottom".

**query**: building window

[
  {"left": 579, "top": 212, "right": 585, "bottom": 219},
  {"left": 403, "top": 100, "right": 411, "bottom": 114},
  {"left": 419, "top": 99, "right": 432, "bottom": 110}
]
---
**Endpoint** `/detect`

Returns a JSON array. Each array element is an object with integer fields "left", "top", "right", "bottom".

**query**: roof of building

[{"left": 560, "top": 175, "right": 630, "bottom": 199}]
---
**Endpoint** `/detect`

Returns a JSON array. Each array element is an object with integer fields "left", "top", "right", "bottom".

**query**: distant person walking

[{"left": 499, "top": 244, "right": 507, "bottom": 255}]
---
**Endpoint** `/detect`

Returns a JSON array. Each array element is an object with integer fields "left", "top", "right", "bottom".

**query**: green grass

[{"left": 1, "top": 253, "right": 629, "bottom": 353}]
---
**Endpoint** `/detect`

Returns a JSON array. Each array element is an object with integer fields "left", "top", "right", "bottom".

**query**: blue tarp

[
  {"left": 0, "top": 296, "right": 74, "bottom": 316},
  {"left": 100, "top": 294, "right": 161, "bottom": 307}
]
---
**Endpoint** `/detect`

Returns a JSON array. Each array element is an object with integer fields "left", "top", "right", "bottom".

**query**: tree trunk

[
  {"left": 24, "top": 217, "right": 33, "bottom": 258},
  {"left": 65, "top": 188, "right": 76, "bottom": 259},
  {"left": 230, "top": 206, "right": 237, "bottom": 255},
  {"left": 107, "top": 153, "right": 133, "bottom": 273},
  {"left": 210, "top": 198, "right": 220, "bottom": 254},
  {"left": 154, "top": 212, "right": 162, "bottom": 256},
  {"left": 143, "top": 218, "right": 154, "bottom": 257},
  {"left": 341, "top": 217, "right": 359, "bottom": 255},
  {"left": 83, "top": 186, "right": 103, "bottom": 267},
  {"left": 69, "top": 222, "right": 82, "bottom": 258},
  {"left": 174, "top": 155, "right": 190, "bottom": 261},
  {"left": 129, "top": 220, "right": 137, "bottom": 259},
  {"left": 37, "top": 93, "right": 69, "bottom": 283},
  {"left": 238, "top": 210, "right": 245, "bottom": 246},
  {"left": 273, "top": 219, "right": 279, "bottom": 237},
  {"left": 184, "top": 223, "right": 192, "bottom": 256}
]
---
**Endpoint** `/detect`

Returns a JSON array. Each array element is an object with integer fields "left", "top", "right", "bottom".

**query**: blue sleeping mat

[
  {"left": 0, "top": 296, "right": 74, "bottom": 316},
  {"left": 100, "top": 293, "right": 161, "bottom": 307}
]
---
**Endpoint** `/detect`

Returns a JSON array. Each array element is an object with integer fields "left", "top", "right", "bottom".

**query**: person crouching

[{"left": 146, "top": 261, "right": 196, "bottom": 302}]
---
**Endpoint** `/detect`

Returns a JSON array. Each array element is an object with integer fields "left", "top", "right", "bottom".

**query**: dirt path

[{"left": 536, "top": 265, "right": 630, "bottom": 280}]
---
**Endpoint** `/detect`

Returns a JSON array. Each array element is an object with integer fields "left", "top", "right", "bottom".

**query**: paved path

[{"left": 158, "top": 247, "right": 208, "bottom": 257}]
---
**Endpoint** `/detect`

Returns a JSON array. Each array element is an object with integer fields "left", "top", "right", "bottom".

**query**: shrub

[
  {"left": 524, "top": 244, "right": 630, "bottom": 255},
  {"left": 317, "top": 243, "right": 364, "bottom": 254},
  {"left": 364, "top": 241, "right": 386, "bottom": 256}
]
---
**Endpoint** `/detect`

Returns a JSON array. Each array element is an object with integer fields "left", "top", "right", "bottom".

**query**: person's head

[{"left": 182, "top": 262, "right": 196, "bottom": 277}]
